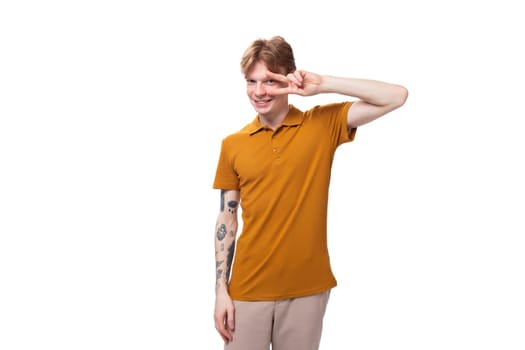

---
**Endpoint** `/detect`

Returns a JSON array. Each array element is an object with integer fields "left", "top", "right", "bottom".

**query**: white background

[{"left": 1, "top": 0, "right": 524, "bottom": 349}]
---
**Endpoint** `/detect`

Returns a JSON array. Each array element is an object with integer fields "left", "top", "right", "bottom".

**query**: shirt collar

[{"left": 246, "top": 105, "right": 304, "bottom": 135}]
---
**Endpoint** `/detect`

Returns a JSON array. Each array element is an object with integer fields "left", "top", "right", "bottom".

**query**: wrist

[
  {"left": 215, "top": 279, "right": 229, "bottom": 294},
  {"left": 320, "top": 75, "right": 339, "bottom": 94}
]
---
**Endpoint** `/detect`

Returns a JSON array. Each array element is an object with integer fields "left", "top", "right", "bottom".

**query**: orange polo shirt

[{"left": 213, "top": 102, "right": 356, "bottom": 301}]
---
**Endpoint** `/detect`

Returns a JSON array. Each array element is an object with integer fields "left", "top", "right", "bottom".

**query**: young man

[{"left": 213, "top": 36, "right": 408, "bottom": 350}]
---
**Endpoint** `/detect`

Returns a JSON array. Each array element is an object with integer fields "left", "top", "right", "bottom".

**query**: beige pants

[{"left": 225, "top": 291, "right": 330, "bottom": 350}]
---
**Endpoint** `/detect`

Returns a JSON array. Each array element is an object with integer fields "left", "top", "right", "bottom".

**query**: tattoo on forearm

[
  {"left": 220, "top": 190, "right": 226, "bottom": 212},
  {"left": 225, "top": 240, "right": 235, "bottom": 280},
  {"left": 216, "top": 260, "right": 223, "bottom": 269},
  {"left": 221, "top": 191, "right": 239, "bottom": 214},
  {"left": 216, "top": 258, "right": 225, "bottom": 281},
  {"left": 228, "top": 200, "right": 238, "bottom": 214},
  {"left": 216, "top": 191, "right": 238, "bottom": 283},
  {"left": 216, "top": 224, "right": 227, "bottom": 241}
]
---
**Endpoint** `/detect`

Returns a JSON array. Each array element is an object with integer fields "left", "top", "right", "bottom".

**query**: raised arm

[
  {"left": 265, "top": 70, "right": 408, "bottom": 128},
  {"left": 214, "top": 189, "right": 240, "bottom": 344},
  {"left": 320, "top": 75, "right": 408, "bottom": 128}
]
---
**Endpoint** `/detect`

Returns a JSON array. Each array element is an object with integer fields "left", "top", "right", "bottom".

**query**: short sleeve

[
  {"left": 213, "top": 138, "right": 240, "bottom": 190},
  {"left": 310, "top": 102, "right": 356, "bottom": 148},
  {"left": 337, "top": 102, "right": 356, "bottom": 144}
]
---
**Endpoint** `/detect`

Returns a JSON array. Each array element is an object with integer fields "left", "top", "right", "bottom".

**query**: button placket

[{"left": 271, "top": 130, "right": 280, "bottom": 158}]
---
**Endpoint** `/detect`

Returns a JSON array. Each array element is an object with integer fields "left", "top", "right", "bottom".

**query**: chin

[{"left": 252, "top": 102, "right": 272, "bottom": 113}]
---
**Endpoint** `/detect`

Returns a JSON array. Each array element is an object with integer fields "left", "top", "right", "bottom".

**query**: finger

[
  {"left": 218, "top": 332, "right": 228, "bottom": 343},
  {"left": 289, "top": 71, "right": 304, "bottom": 85},
  {"left": 265, "top": 83, "right": 293, "bottom": 96},
  {"left": 266, "top": 70, "right": 288, "bottom": 83},
  {"left": 227, "top": 306, "right": 235, "bottom": 331},
  {"left": 215, "top": 319, "right": 233, "bottom": 342},
  {"left": 223, "top": 325, "right": 233, "bottom": 342}
]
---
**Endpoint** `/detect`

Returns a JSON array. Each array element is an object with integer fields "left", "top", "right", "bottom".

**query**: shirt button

[{"left": 273, "top": 148, "right": 277, "bottom": 152}]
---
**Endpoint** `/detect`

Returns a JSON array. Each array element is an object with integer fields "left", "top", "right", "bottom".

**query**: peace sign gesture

[{"left": 265, "top": 70, "right": 324, "bottom": 97}]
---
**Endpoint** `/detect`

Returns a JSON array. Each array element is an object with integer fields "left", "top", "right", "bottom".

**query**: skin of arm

[
  {"left": 213, "top": 189, "right": 240, "bottom": 344},
  {"left": 266, "top": 70, "right": 409, "bottom": 128}
]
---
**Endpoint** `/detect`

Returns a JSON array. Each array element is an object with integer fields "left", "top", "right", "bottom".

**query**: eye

[
  {"left": 246, "top": 79, "right": 256, "bottom": 85},
  {"left": 265, "top": 80, "right": 275, "bottom": 85}
]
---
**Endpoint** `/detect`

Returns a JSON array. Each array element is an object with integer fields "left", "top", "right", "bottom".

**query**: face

[{"left": 245, "top": 61, "right": 288, "bottom": 119}]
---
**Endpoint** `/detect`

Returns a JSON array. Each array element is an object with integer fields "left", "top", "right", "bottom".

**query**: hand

[
  {"left": 214, "top": 289, "right": 235, "bottom": 344},
  {"left": 266, "top": 70, "right": 323, "bottom": 96}
]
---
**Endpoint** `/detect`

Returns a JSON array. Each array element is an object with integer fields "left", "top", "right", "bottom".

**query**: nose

[{"left": 255, "top": 82, "right": 266, "bottom": 96}]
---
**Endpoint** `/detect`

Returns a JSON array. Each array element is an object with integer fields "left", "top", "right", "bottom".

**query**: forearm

[
  {"left": 214, "top": 190, "right": 240, "bottom": 294},
  {"left": 320, "top": 75, "right": 408, "bottom": 108},
  {"left": 215, "top": 216, "right": 237, "bottom": 292}
]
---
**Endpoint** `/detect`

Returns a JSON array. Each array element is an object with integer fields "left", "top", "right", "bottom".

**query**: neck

[{"left": 259, "top": 105, "right": 290, "bottom": 130}]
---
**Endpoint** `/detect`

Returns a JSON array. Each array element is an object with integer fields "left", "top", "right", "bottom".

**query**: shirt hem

[{"left": 230, "top": 282, "right": 337, "bottom": 302}]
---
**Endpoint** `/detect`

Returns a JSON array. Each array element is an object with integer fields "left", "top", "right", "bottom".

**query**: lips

[{"left": 254, "top": 98, "right": 272, "bottom": 104}]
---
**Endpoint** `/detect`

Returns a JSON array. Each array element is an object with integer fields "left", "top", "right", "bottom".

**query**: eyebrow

[{"left": 246, "top": 75, "right": 272, "bottom": 81}]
